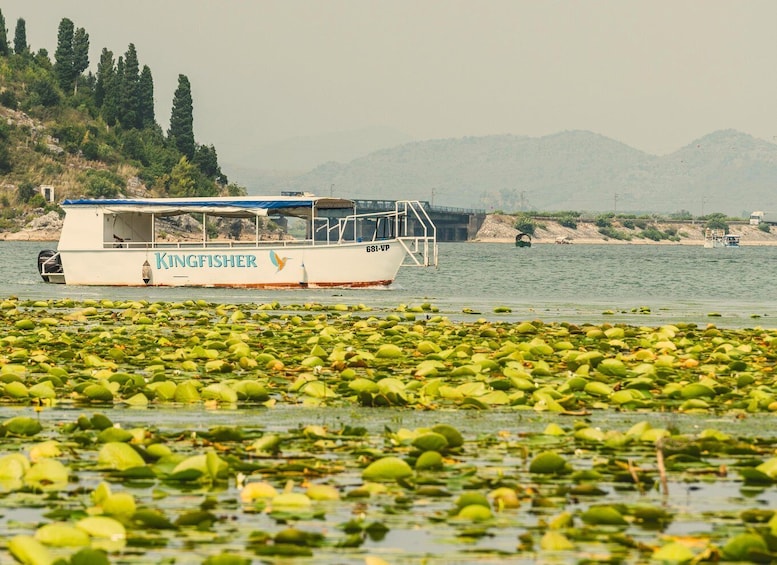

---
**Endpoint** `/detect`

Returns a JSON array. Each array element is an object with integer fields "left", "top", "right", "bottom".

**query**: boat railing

[
  {"left": 95, "top": 200, "right": 438, "bottom": 268},
  {"left": 395, "top": 200, "right": 438, "bottom": 268},
  {"left": 104, "top": 238, "right": 319, "bottom": 250},
  {"left": 40, "top": 251, "right": 62, "bottom": 274}
]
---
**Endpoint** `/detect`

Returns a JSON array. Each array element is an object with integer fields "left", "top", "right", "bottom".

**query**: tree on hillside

[
  {"left": 72, "top": 27, "right": 89, "bottom": 94},
  {"left": 194, "top": 144, "right": 227, "bottom": 185},
  {"left": 13, "top": 18, "right": 28, "bottom": 55},
  {"left": 102, "top": 55, "right": 124, "bottom": 127},
  {"left": 0, "top": 9, "right": 9, "bottom": 57},
  {"left": 138, "top": 65, "right": 155, "bottom": 128},
  {"left": 94, "top": 48, "right": 114, "bottom": 107},
  {"left": 167, "top": 156, "right": 198, "bottom": 196},
  {"left": 119, "top": 43, "right": 140, "bottom": 128},
  {"left": 54, "top": 19, "right": 90, "bottom": 94},
  {"left": 0, "top": 122, "right": 12, "bottom": 173},
  {"left": 53, "top": 18, "right": 75, "bottom": 91},
  {"left": 168, "top": 74, "right": 195, "bottom": 159}
]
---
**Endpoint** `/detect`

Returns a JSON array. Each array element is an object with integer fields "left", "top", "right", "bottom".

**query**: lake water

[
  {"left": 2, "top": 239, "right": 777, "bottom": 563},
  {"left": 3, "top": 239, "right": 776, "bottom": 327}
]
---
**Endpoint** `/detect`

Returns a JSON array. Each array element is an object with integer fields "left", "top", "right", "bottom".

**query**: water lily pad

[
  {"left": 97, "top": 442, "right": 146, "bottom": 471},
  {"left": 8, "top": 535, "right": 54, "bottom": 565},
  {"left": 4, "top": 416, "right": 43, "bottom": 437},
  {"left": 529, "top": 451, "right": 567, "bottom": 474},
  {"left": 24, "top": 458, "right": 69, "bottom": 490},
  {"left": 652, "top": 541, "right": 695, "bottom": 563},
  {"left": 35, "top": 522, "right": 90, "bottom": 547},
  {"left": 721, "top": 532, "right": 769, "bottom": 562},
  {"left": 581, "top": 505, "right": 628, "bottom": 526},
  {"left": 362, "top": 456, "right": 413, "bottom": 482},
  {"left": 540, "top": 530, "right": 575, "bottom": 551}
]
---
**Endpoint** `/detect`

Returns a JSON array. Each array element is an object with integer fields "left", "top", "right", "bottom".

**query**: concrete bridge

[{"left": 353, "top": 200, "right": 486, "bottom": 241}]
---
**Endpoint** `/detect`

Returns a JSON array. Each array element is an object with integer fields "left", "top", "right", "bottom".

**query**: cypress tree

[
  {"left": 94, "top": 48, "right": 114, "bottom": 107},
  {"left": 168, "top": 74, "right": 195, "bottom": 159},
  {"left": 72, "top": 27, "right": 89, "bottom": 94},
  {"left": 0, "top": 9, "right": 9, "bottom": 56},
  {"left": 54, "top": 18, "right": 75, "bottom": 91},
  {"left": 120, "top": 43, "right": 140, "bottom": 128},
  {"left": 138, "top": 64, "right": 155, "bottom": 128},
  {"left": 103, "top": 55, "right": 123, "bottom": 127},
  {"left": 13, "top": 18, "right": 27, "bottom": 55}
]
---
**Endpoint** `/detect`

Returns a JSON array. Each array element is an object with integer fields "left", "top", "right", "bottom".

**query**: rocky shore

[{"left": 473, "top": 214, "right": 777, "bottom": 245}]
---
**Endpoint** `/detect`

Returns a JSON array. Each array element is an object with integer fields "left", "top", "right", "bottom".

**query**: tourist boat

[
  {"left": 37, "top": 195, "right": 438, "bottom": 288},
  {"left": 703, "top": 228, "right": 740, "bottom": 248}
]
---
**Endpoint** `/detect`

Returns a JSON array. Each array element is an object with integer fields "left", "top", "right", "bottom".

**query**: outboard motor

[{"left": 37, "top": 249, "right": 63, "bottom": 282}]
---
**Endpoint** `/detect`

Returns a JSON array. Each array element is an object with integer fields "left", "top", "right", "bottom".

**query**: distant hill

[
  {"left": 223, "top": 126, "right": 415, "bottom": 177},
  {"left": 235, "top": 129, "right": 777, "bottom": 217}
]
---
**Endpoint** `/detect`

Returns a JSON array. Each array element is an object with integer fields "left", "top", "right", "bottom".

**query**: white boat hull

[
  {"left": 58, "top": 242, "right": 408, "bottom": 288},
  {"left": 40, "top": 196, "right": 438, "bottom": 288}
]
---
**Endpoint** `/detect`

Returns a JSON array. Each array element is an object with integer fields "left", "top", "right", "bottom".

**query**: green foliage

[
  {"left": 670, "top": 210, "right": 693, "bottom": 220},
  {"left": 138, "top": 65, "right": 155, "bottom": 127},
  {"left": 13, "top": 18, "right": 28, "bottom": 55},
  {"left": 557, "top": 215, "right": 577, "bottom": 229},
  {"left": 50, "top": 122, "right": 86, "bottom": 154},
  {"left": 597, "top": 226, "right": 631, "bottom": 241},
  {"left": 194, "top": 144, "right": 227, "bottom": 184},
  {"left": 705, "top": 213, "right": 728, "bottom": 232},
  {"left": 226, "top": 183, "right": 247, "bottom": 196},
  {"left": 72, "top": 27, "right": 90, "bottom": 91},
  {"left": 119, "top": 43, "right": 140, "bottom": 128},
  {"left": 28, "top": 74, "right": 61, "bottom": 107},
  {"left": 169, "top": 74, "right": 195, "bottom": 159},
  {"left": 54, "top": 18, "right": 76, "bottom": 92},
  {"left": 0, "top": 122, "right": 11, "bottom": 173},
  {"left": 758, "top": 222, "right": 771, "bottom": 233},
  {"left": 205, "top": 220, "right": 219, "bottom": 239},
  {"left": 28, "top": 193, "right": 46, "bottom": 208},
  {"left": 595, "top": 215, "right": 612, "bottom": 228},
  {"left": 0, "top": 9, "right": 8, "bottom": 57},
  {"left": 0, "top": 16, "right": 238, "bottom": 206},
  {"left": 16, "top": 182, "right": 38, "bottom": 203},
  {"left": 640, "top": 227, "right": 665, "bottom": 241},
  {"left": 513, "top": 213, "right": 536, "bottom": 236},
  {"left": 166, "top": 156, "right": 198, "bottom": 197},
  {"left": 0, "top": 88, "right": 19, "bottom": 109},
  {"left": 81, "top": 169, "right": 124, "bottom": 198}
]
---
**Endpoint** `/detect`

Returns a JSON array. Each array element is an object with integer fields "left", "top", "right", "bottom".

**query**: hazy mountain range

[{"left": 224, "top": 129, "right": 777, "bottom": 217}]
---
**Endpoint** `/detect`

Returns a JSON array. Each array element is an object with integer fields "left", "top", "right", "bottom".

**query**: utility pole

[{"left": 614, "top": 193, "right": 618, "bottom": 213}]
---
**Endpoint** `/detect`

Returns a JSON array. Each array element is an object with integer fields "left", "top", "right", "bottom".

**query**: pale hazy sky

[{"left": 4, "top": 0, "right": 777, "bottom": 164}]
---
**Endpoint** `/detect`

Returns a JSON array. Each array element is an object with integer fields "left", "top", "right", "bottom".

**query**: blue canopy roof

[{"left": 61, "top": 196, "right": 355, "bottom": 216}]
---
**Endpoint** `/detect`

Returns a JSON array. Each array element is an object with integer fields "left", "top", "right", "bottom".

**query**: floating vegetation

[{"left": 2, "top": 297, "right": 777, "bottom": 563}]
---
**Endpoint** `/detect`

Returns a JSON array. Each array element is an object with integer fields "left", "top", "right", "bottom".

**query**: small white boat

[
  {"left": 703, "top": 228, "right": 740, "bottom": 248},
  {"left": 37, "top": 195, "right": 438, "bottom": 288}
]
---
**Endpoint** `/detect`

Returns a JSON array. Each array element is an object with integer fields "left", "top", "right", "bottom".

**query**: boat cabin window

[{"left": 105, "top": 212, "right": 153, "bottom": 247}]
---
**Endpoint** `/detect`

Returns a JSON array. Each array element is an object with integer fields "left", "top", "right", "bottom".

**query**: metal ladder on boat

[{"left": 394, "top": 200, "right": 438, "bottom": 268}]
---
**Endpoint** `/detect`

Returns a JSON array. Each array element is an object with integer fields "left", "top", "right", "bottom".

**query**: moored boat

[
  {"left": 703, "top": 228, "right": 740, "bottom": 248},
  {"left": 37, "top": 195, "right": 437, "bottom": 288},
  {"left": 515, "top": 232, "right": 532, "bottom": 248}
]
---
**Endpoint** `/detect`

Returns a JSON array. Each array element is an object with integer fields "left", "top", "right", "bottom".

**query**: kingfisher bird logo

[{"left": 269, "top": 251, "right": 290, "bottom": 272}]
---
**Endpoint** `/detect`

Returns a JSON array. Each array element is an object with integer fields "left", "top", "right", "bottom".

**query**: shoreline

[
  {"left": 4, "top": 218, "right": 777, "bottom": 246},
  {"left": 473, "top": 215, "right": 777, "bottom": 246},
  {"left": 472, "top": 236, "right": 777, "bottom": 246}
]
